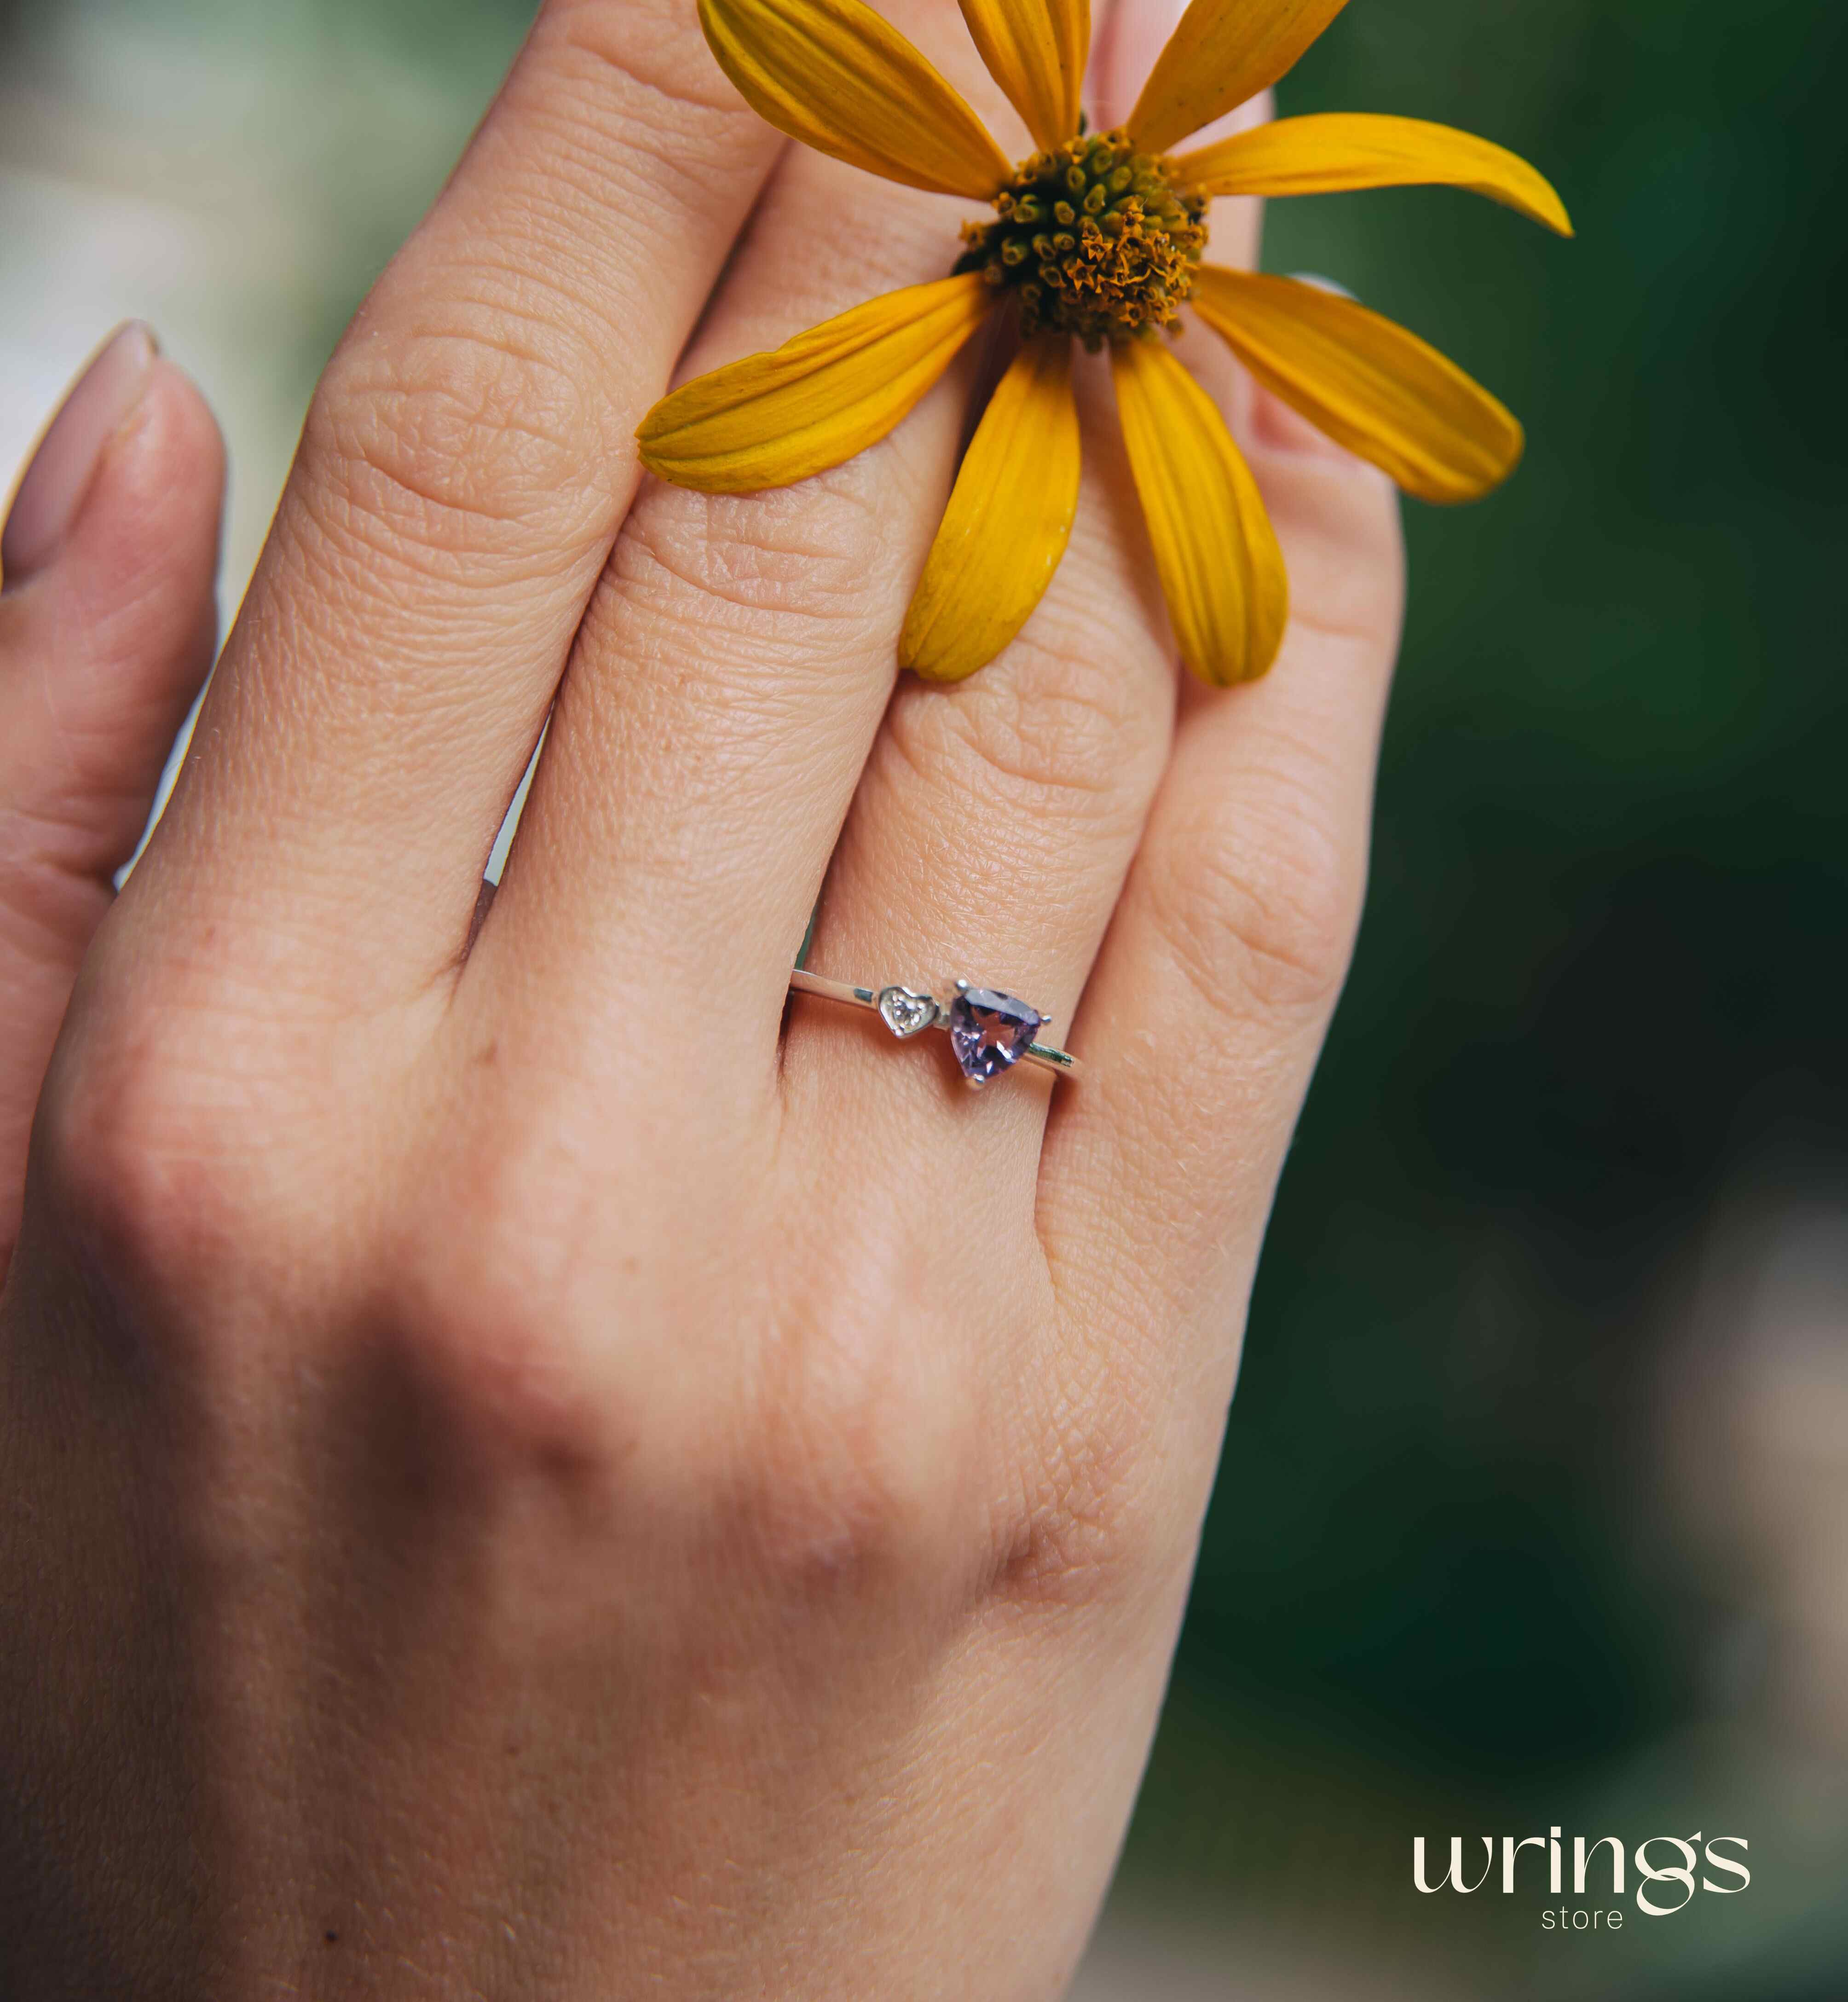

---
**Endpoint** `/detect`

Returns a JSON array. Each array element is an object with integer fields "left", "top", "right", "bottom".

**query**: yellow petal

[
  {"left": 1111, "top": 337, "right": 1288, "bottom": 685},
  {"left": 699, "top": 0, "right": 1012, "bottom": 198},
  {"left": 1128, "top": 0, "right": 1350, "bottom": 156},
  {"left": 1174, "top": 114, "right": 1572, "bottom": 235},
  {"left": 637, "top": 275, "right": 994, "bottom": 493},
  {"left": 957, "top": 0, "right": 1088, "bottom": 154},
  {"left": 1190, "top": 266, "right": 1523, "bottom": 503},
  {"left": 901, "top": 334, "right": 1080, "bottom": 681}
]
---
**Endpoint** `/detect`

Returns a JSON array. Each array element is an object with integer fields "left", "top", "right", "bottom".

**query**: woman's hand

[{"left": 0, "top": 0, "right": 1401, "bottom": 1993}]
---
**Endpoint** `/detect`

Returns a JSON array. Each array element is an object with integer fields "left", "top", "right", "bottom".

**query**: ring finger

[{"left": 792, "top": 85, "right": 1270, "bottom": 1156}]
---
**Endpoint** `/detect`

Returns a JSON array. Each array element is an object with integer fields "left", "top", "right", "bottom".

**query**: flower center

[{"left": 955, "top": 129, "right": 1207, "bottom": 348}]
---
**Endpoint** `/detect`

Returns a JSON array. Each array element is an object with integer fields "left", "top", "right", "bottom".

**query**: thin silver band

[{"left": 788, "top": 968, "right": 1081, "bottom": 1082}]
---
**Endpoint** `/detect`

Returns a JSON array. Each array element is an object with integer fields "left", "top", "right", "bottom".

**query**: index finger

[{"left": 117, "top": 0, "right": 786, "bottom": 1009}]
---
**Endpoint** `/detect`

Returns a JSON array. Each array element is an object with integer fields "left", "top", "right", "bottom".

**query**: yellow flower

[{"left": 636, "top": 0, "right": 1571, "bottom": 686}]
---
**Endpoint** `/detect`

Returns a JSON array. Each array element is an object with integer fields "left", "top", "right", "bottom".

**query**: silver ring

[{"left": 788, "top": 969, "right": 1081, "bottom": 1087}]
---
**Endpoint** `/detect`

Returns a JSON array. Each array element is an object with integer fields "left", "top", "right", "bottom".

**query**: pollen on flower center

[{"left": 954, "top": 129, "right": 1208, "bottom": 349}]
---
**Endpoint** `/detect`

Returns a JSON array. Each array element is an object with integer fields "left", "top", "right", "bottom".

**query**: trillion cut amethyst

[{"left": 947, "top": 987, "right": 1042, "bottom": 1085}]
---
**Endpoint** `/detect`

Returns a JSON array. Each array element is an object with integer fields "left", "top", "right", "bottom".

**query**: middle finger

[{"left": 468, "top": 0, "right": 1031, "bottom": 1097}]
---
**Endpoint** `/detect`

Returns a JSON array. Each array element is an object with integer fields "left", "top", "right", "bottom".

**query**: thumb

[{"left": 0, "top": 323, "right": 225, "bottom": 1279}]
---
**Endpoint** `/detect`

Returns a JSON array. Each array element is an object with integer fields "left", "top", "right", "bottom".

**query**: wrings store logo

[{"left": 1414, "top": 1829, "right": 1750, "bottom": 1929}]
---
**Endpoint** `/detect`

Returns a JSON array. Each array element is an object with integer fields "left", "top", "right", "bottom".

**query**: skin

[{"left": 0, "top": 0, "right": 1402, "bottom": 1993}]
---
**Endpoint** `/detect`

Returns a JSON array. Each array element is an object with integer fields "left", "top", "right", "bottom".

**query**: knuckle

[
  {"left": 1143, "top": 771, "right": 1361, "bottom": 1021},
  {"left": 380, "top": 1156, "right": 619, "bottom": 1482},
  {"left": 380, "top": 1180, "right": 980, "bottom": 1598},
  {"left": 514, "top": 22, "right": 772, "bottom": 294},
  {"left": 549, "top": 0, "right": 754, "bottom": 139},
  {"left": 0, "top": 799, "right": 112, "bottom": 950},
  {"left": 709, "top": 1331, "right": 974, "bottom": 1603},
  {"left": 693, "top": 1228, "right": 988, "bottom": 1601},
  {"left": 304, "top": 305, "right": 611, "bottom": 566},
  {"left": 738, "top": 1399, "right": 966, "bottom": 1598},
  {"left": 987, "top": 1331, "right": 1166, "bottom": 1610},
  {"left": 615, "top": 465, "right": 904, "bottom": 662},
  {"left": 886, "top": 617, "right": 1168, "bottom": 825},
  {"left": 37, "top": 1012, "right": 271, "bottom": 1309},
  {"left": 989, "top": 1423, "right": 1145, "bottom": 1610}
]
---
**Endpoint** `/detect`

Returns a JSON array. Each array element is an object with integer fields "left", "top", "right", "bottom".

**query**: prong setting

[{"left": 787, "top": 967, "right": 1079, "bottom": 1084}]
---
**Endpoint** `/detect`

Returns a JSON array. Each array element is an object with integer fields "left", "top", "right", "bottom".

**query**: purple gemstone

[{"left": 948, "top": 987, "right": 1042, "bottom": 1084}]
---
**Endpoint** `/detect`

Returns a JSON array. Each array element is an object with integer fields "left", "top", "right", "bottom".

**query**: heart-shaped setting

[
  {"left": 948, "top": 987, "right": 1043, "bottom": 1085},
  {"left": 877, "top": 985, "right": 939, "bottom": 1039}
]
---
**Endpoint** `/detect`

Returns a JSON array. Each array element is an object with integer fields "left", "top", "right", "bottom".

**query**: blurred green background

[{"left": 3, "top": 0, "right": 1844, "bottom": 1994}]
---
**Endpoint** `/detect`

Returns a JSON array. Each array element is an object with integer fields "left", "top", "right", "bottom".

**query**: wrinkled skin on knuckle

[
  {"left": 547, "top": 0, "right": 760, "bottom": 137},
  {"left": 886, "top": 620, "right": 1171, "bottom": 828},
  {"left": 987, "top": 1414, "right": 1151, "bottom": 1613},
  {"left": 0, "top": 797, "right": 116, "bottom": 977},
  {"left": 617, "top": 453, "right": 920, "bottom": 663},
  {"left": 1143, "top": 774, "right": 1361, "bottom": 1024},
  {"left": 982, "top": 1310, "right": 1176, "bottom": 1613},
  {"left": 303, "top": 297, "right": 615, "bottom": 571}
]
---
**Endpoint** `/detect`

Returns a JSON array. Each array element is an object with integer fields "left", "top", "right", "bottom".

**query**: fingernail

[
  {"left": 1, "top": 322, "right": 160, "bottom": 589},
  {"left": 1287, "top": 272, "right": 1358, "bottom": 300}
]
